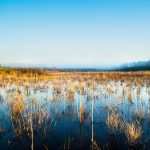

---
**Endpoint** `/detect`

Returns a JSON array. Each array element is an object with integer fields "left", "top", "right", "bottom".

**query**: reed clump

[
  {"left": 106, "top": 111, "right": 120, "bottom": 130},
  {"left": 9, "top": 94, "right": 26, "bottom": 115},
  {"left": 125, "top": 122, "right": 142, "bottom": 144}
]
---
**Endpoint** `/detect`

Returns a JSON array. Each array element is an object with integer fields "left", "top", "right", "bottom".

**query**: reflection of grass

[
  {"left": 7, "top": 93, "right": 49, "bottom": 149},
  {"left": 125, "top": 122, "right": 142, "bottom": 144},
  {"left": 0, "top": 69, "right": 149, "bottom": 149},
  {"left": 79, "top": 105, "right": 87, "bottom": 124},
  {"left": 106, "top": 104, "right": 142, "bottom": 144},
  {"left": 106, "top": 104, "right": 119, "bottom": 129},
  {"left": 106, "top": 110, "right": 120, "bottom": 130},
  {"left": 0, "top": 127, "right": 2, "bottom": 135}
]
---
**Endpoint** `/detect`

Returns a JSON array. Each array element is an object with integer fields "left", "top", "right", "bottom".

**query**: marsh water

[{"left": 0, "top": 78, "right": 150, "bottom": 150}]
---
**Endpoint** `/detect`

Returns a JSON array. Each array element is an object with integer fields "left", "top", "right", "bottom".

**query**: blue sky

[{"left": 0, "top": 0, "right": 150, "bottom": 67}]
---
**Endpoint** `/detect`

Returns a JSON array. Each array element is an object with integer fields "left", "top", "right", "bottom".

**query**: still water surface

[{"left": 0, "top": 80, "right": 150, "bottom": 149}]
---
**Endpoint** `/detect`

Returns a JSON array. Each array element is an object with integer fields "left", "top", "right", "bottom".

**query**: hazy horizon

[
  {"left": 1, "top": 59, "right": 149, "bottom": 69},
  {"left": 0, "top": 0, "right": 150, "bottom": 67}
]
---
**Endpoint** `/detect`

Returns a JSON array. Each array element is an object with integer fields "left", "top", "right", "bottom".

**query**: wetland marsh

[{"left": 0, "top": 70, "right": 149, "bottom": 150}]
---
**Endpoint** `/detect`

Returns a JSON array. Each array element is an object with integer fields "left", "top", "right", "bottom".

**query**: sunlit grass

[
  {"left": 0, "top": 69, "right": 149, "bottom": 149},
  {"left": 125, "top": 122, "right": 142, "bottom": 144}
]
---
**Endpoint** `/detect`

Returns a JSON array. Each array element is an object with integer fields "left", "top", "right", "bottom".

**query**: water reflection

[{"left": 0, "top": 73, "right": 149, "bottom": 149}]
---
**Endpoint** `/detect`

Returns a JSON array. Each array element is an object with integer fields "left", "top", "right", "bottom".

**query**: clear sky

[{"left": 0, "top": 0, "right": 150, "bottom": 67}]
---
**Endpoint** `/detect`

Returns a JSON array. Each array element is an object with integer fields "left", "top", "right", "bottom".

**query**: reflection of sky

[
  {"left": 0, "top": 80, "right": 150, "bottom": 148},
  {"left": 0, "top": 0, "right": 150, "bottom": 67}
]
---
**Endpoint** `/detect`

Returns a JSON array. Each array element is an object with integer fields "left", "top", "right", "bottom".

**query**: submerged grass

[{"left": 0, "top": 69, "right": 149, "bottom": 149}]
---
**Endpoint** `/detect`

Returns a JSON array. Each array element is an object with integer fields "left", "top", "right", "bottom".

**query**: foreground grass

[{"left": 0, "top": 68, "right": 149, "bottom": 149}]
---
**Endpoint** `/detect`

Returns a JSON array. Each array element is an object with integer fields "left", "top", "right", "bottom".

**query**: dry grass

[
  {"left": 79, "top": 105, "right": 87, "bottom": 124},
  {"left": 106, "top": 111, "right": 120, "bottom": 130},
  {"left": 0, "top": 69, "right": 149, "bottom": 149},
  {"left": 125, "top": 122, "right": 142, "bottom": 144}
]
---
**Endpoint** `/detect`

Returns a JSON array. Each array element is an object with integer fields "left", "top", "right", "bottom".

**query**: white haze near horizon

[{"left": 0, "top": 1, "right": 150, "bottom": 67}]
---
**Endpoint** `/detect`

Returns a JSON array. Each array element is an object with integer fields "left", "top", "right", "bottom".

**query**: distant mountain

[{"left": 116, "top": 60, "right": 150, "bottom": 71}]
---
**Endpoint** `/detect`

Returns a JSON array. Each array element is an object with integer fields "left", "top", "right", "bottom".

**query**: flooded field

[{"left": 0, "top": 71, "right": 150, "bottom": 150}]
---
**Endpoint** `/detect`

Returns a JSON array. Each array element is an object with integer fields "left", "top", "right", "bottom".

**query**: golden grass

[
  {"left": 0, "top": 69, "right": 149, "bottom": 148},
  {"left": 125, "top": 122, "right": 142, "bottom": 144},
  {"left": 106, "top": 111, "right": 120, "bottom": 130},
  {"left": 9, "top": 94, "right": 26, "bottom": 115}
]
